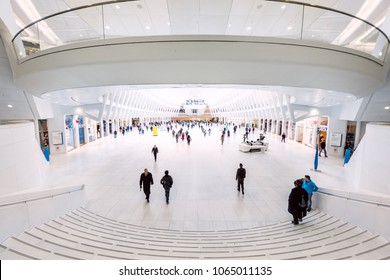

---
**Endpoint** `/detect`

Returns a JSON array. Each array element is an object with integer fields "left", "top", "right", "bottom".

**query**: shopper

[
  {"left": 160, "top": 170, "right": 173, "bottom": 204},
  {"left": 319, "top": 136, "right": 328, "bottom": 157},
  {"left": 139, "top": 168, "right": 154, "bottom": 203}
]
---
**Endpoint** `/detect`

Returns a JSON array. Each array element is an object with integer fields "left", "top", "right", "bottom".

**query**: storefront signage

[
  {"left": 330, "top": 132, "right": 342, "bottom": 147},
  {"left": 52, "top": 131, "right": 63, "bottom": 145}
]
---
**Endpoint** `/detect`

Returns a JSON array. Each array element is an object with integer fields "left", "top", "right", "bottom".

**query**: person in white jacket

[{"left": 302, "top": 175, "right": 318, "bottom": 212}]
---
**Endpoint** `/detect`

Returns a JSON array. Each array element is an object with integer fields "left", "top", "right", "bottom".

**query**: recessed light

[
  {"left": 167, "top": 22, "right": 170, "bottom": 26},
  {"left": 385, "top": 106, "right": 390, "bottom": 110},
  {"left": 7, "top": 105, "right": 13, "bottom": 108},
  {"left": 281, "top": 5, "right": 286, "bottom": 9},
  {"left": 311, "top": 34, "right": 315, "bottom": 38},
  {"left": 379, "top": 51, "right": 383, "bottom": 56},
  {"left": 287, "top": 26, "right": 292, "bottom": 30},
  {"left": 145, "top": 26, "right": 151, "bottom": 30},
  {"left": 246, "top": 26, "right": 252, "bottom": 31},
  {"left": 228, "top": 24, "right": 231, "bottom": 28},
  {"left": 347, "top": 95, "right": 353, "bottom": 98},
  {"left": 80, "top": 34, "right": 83, "bottom": 37},
  {"left": 105, "top": 25, "right": 111, "bottom": 30},
  {"left": 115, "top": 4, "right": 120, "bottom": 9}
]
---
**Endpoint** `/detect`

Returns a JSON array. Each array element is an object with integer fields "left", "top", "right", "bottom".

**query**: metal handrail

[
  {"left": 266, "top": 0, "right": 390, "bottom": 43},
  {"left": 0, "top": 185, "right": 85, "bottom": 207},
  {"left": 10, "top": 0, "right": 389, "bottom": 61},
  {"left": 11, "top": 0, "right": 139, "bottom": 43},
  {"left": 317, "top": 189, "right": 390, "bottom": 208}
]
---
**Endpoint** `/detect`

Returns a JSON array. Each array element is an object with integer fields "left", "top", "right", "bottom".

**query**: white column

[
  {"left": 73, "top": 115, "right": 80, "bottom": 148},
  {"left": 355, "top": 121, "right": 362, "bottom": 148}
]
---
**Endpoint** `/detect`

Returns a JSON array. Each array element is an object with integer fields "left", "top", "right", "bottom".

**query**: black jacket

[
  {"left": 288, "top": 186, "right": 308, "bottom": 214},
  {"left": 236, "top": 167, "right": 246, "bottom": 180},
  {"left": 160, "top": 175, "right": 173, "bottom": 189},
  {"left": 140, "top": 172, "right": 154, "bottom": 194}
]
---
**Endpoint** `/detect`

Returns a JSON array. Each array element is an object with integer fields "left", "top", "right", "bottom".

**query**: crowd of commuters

[{"left": 111, "top": 120, "right": 321, "bottom": 225}]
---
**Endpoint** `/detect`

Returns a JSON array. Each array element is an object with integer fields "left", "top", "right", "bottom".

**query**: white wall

[
  {"left": 345, "top": 123, "right": 390, "bottom": 196},
  {"left": 0, "top": 0, "right": 19, "bottom": 36},
  {"left": 0, "top": 36, "right": 35, "bottom": 121},
  {"left": 327, "top": 106, "right": 348, "bottom": 157},
  {"left": 313, "top": 188, "right": 390, "bottom": 241},
  {"left": 339, "top": 98, "right": 364, "bottom": 120},
  {"left": 0, "top": 185, "right": 86, "bottom": 242},
  {"left": 10, "top": 36, "right": 387, "bottom": 98},
  {"left": 0, "top": 122, "right": 49, "bottom": 195}
]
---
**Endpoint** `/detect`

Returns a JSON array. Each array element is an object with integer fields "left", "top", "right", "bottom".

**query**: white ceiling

[{"left": 8, "top": 0, "right": 390, "bottom": 109}]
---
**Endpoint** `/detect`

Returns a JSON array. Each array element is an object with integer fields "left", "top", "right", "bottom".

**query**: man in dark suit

[
  {"left": 140, "top": 168, "right": 154, "bottom": 203},
  {"left": 236, "top": 163, "right": 246, "bottom": 195}
]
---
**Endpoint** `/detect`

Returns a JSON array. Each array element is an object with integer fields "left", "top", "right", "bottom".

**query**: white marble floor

[{"left": 46, "top": 125, "right": 353, "bottom": 231}]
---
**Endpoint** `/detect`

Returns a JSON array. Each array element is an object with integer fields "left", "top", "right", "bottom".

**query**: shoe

[
  {"left": 242, "top": 192, "right": 244, "bottom": 195},
  {"left": 166, "top": 200, "right": 169, "bottom": 204},
  {"left": 147, "top": 198, "right": 150, "bottom": 203},
  {"left": 307, "top": 208, "right": 311, "bottom": 212},
  {"left": 325, "top": 156, "right": 328, "bottom": 157},
  {"left": 319, "top": 155, "right": 321, "bottom": 157},
  {"left": 237, "top": 189, "right": 240, "bottom": 191},
  {"left": 299, "top": 218, "right": 302, "bottom": 222},
  {"left": 292, "top": 221, "right": 299, "bottom": 225}
]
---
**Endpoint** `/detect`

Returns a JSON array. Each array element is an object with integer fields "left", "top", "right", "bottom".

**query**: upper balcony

[{"left": 11, "top": 0, "right": 390, "bottom": 65}]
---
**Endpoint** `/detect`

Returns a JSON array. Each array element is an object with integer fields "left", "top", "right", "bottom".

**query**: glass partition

[{"left": 12, "top": 0, "right": 389, "bottom": 62}]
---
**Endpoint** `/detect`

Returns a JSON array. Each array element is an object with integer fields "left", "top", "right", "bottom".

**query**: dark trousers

[
  {"left": 237, "top": 179, "right": 244, "bottom": 193},
  {"left": 143, "top": 187, "right": 151, "bottom": 201},
  {"left": 153, "top": 153, "right": 157, "bottom": 161},
  {"left": 164, "top": 188, "right": 170, "bottom": 202}
]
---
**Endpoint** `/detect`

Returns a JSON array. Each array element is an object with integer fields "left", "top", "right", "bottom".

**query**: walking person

[
  {"left": 236, "top": 163, "right": 246, "bottom": 195},
  {"left": 151, "top": 145, "right": 159, "bottom": 162},
  {"left": 319, "top": 136, "right": 328, "bottom": 157},
  {"left": 139, "top": 168, "right": 154, "bottom": 203},
  {"left": 281, "top": 132, "right": 286, "bottom": 143},
  {"left": 288, "top": 179, "right": 308, "bottom": 225},
  {"left": 302, "top": 175, "right": 318, "bottom": 212},
  {"left": 160, "top": 170, "right": 173, "bottom": 204}
]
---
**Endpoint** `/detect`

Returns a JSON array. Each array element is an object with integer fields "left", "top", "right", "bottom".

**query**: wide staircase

[{"left": 1, "top": 208, "right": 389, "bottom": 260}]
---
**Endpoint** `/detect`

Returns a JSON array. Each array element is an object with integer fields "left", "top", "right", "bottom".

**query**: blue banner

[{"left": 314, "top": 144, "right": 319, "bottom": 170}]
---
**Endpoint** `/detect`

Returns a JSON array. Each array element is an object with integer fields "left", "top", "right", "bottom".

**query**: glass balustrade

[{"left": 11, "top": 0, "right": 389, "bottom": 62}]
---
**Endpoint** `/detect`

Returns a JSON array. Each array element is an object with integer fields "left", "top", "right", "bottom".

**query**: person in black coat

[
  {"left": 140, "top": 168, "right": 154, "bottom": 202},
  {"left": 160, "top": 170, "right": 173, "bottom": 204},
  {"left": 236, "top": 163, "right": 246, "bottom": 195},
  {"left": 288, "top": 179, "right": 308, "bottom": 225},
  {"left": 151, "top": 145, "right": 159, "bottom": 162}
]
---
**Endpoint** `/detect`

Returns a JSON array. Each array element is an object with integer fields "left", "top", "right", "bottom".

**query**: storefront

[{"left": 65, "top": 115, "right": 75, "bottom": 151}]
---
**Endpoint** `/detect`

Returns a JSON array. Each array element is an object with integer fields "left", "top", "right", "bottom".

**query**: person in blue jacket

[{"left": 302, "top": 175, "right": 318, "bottom": 212}]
